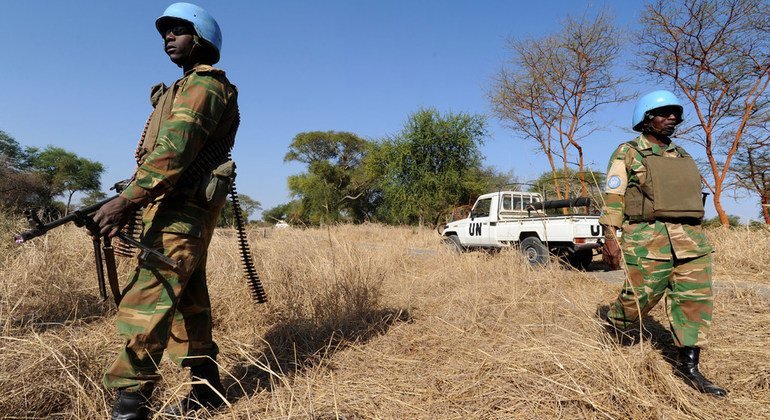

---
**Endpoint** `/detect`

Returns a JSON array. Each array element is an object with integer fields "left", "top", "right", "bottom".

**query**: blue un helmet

[
  {"left": 631, "top": 90, "right": 683, "bottom": 132},
  {"left": 156, "top": 2, "right": 222, "bottom": 64}
]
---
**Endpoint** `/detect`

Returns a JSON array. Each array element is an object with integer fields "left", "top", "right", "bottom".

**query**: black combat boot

[
  {"left": 164, "top": 361, "right": 227, "bottom": 415},
  {"left": 111, "top": 387, "right": 154, "bottom": 420},
  {"left": 674, "top": 347, "right": 728, "bottom": 397}
]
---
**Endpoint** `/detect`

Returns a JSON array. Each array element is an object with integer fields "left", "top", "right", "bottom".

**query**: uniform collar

[
  {"left": 636, "top": 134, "right": 678, "bottom": 155},
  {"left": 183, "top": 64, "right": 215, "bottom": 77}
]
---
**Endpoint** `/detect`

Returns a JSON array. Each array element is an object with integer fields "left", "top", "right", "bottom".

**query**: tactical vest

[
  {"left": 134, "top": 67, "right": 239, "bottom": 204},
  {"left": 623, "top": 141, "right": 705, "bottom": 222},
  {"left": 137, "top": 82, "right": 172, "bottom": 160}
]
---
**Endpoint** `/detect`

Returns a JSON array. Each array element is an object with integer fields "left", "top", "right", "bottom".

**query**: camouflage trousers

[
  {"left": 103, "top": 230, "right": 218, "bottom": 392},
  {"left": 607, "top": 253, "right": 714, "bottom": 348}
]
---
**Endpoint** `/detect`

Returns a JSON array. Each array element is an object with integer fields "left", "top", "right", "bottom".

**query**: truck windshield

[{"left": 471, "top": 198, "right": 492, "bottom": 217}]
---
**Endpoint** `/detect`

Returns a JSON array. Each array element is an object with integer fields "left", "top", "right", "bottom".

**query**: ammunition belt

[{"left": 176, "top": 112, "right": 239, "bottom": 189}]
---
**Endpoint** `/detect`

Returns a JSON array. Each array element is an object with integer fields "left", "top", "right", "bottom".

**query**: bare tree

[
  {"left": 490, "top": 12, "right": 629, "bottom": 200},
  {"left": 637, "top": 0, "right": 770, "bottom": 227},
  {"left": 730, "top": 118, "right": 770, "bottom": 223}
]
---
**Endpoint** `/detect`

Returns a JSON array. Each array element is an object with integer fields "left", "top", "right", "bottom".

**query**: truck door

[{"left": 463, "top": 197, "right": 493, "bottom": 247}]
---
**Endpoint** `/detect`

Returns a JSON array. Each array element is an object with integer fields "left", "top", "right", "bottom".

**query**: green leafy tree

[
  {"left": 28, "top": 146, "right": 104, "bottom": 215},
  {"left": 284, "top": 131, "right": 375, "bottom": 225},
  {"left": 0, "top": 130, "right": 29, "bottom": 170},
  {"left": 369, "top": 108, "right": 490, "bottom": 226},
  {"left": 471, "top": 166, "right": 518, "bottom": 195},
  {"left": 262, "top": 202, "right": 293, "bottom": 223},
  {"left": 218, "top": 194, "right": 261, "bottom": 227}
]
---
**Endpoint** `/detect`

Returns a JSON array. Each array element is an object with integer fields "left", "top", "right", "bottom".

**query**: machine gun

[
  {"left": 527, "top": 196, "right": 592, "bottom": 211},
  {"left": 14, "top": 191, "right": 179, "bottom": 306}
]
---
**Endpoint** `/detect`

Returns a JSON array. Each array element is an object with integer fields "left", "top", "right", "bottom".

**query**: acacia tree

[
  {"left": 284, "top": 131, "right": 374, "bottom": 225},
  {"left": 28, "top": 146, "right": 104, "bottom": 214},
  {"left": 490, "top": 12, "right": 628, "bottom": 200},
  {"left": 637, "top": 0, "right": 770, "bottom": 226}
]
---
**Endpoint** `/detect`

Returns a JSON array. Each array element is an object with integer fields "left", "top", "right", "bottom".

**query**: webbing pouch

[{"left": 201, "top": 160, "right": 235, "bottom": 208}]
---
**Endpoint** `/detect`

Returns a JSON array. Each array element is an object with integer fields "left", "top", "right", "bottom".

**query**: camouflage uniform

[
  {"left": 600, "top": 135, "right": 714, "bottom": 348},
  {"left": 103, "top": 64, "right": 238, "bottom": 392}
]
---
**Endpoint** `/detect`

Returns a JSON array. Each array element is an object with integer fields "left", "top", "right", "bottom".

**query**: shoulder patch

[{"left": 605, "top": 159, "right": 628, "bottom": 194}]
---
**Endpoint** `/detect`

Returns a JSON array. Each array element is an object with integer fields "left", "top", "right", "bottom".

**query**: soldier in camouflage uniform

[
  {"left": 93, "top": 3, "right": 237, "bottom": 418},
  {"left": 599, "top": 90, "right": 727, "bottom": 397}
]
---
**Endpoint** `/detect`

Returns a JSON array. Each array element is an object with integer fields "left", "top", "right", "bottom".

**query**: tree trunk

[
  {"left": 560, "top": 152, "right": 570, "bottom": 215},
  {"left": 545, "top": 152, "right": 561, "bottom": 201},
  {"left": 762, "top": 195, "right": 770, "bottom": 225},
  {"left": 574, "top": 146, "right": 589, "bottom": 213},
  {"left": 550, "top": 171, "right": 562, "bottom": 201},
  {"left": 712, "top": 188, "right": 730, "bottom": 228},
  {"left": 65, "top": 191, "right": 75, "bottom": 216},
  {"left": 703, "top": 132, "right": 730, "bottom": 228}
]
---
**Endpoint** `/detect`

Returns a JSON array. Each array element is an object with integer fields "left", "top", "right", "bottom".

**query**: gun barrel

[
  {"left": 530, "top": 197, "right": 592, "bottom": 210},
  {"left": 13, "top": 195, "right": 120, "bottom": 244}
]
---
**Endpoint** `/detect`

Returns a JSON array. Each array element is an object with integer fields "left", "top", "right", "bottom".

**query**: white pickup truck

[{"left": 440, "top": 190, "right": 604, "bottom": 269}]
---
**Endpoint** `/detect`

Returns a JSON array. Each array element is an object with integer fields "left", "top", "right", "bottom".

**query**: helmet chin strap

[{"left": 176, "top": 35, "right": 203, "bottom": 70}]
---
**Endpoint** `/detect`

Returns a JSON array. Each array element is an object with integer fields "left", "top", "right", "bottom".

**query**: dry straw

[{"left": 1, "top": 214, "right": 768, "bottom": 418}]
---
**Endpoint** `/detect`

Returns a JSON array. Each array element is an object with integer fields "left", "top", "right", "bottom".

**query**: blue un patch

[{"left": 607, "top": 175, "right": 622, "bottom": 189}]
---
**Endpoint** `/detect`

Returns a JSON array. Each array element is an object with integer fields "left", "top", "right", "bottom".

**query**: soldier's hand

[
  {"left": 92, "top": 196, "right": 138, "bottom": 238},
  {"left": 601, "top": 236, "right": 622, "bottom": 271}
]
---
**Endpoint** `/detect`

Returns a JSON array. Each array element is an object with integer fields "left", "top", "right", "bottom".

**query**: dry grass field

[{"left": 1, "top": 216, "right": 768, "bottom": 419}]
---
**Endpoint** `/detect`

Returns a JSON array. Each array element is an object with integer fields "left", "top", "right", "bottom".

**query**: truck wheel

[
  {"left": 519, "top": 237, "right": 548, "bottom": 266},
  {"left": 445, "top": 235, "right": 465, "bottom": 254},
  {"left": 567, "top": 249, "right": 593, "bottom": 270}
]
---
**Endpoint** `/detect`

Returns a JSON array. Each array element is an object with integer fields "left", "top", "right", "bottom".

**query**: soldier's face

[
  {"left": 645, "top": 106, "right": 681, "bottom": 137},
  {"left": 162, "top": 23, "right": 196, "bottom": 67}
]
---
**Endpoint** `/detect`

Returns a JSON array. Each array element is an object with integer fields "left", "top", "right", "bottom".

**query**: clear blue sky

[{"left": 0, "top": 1, "right": 758, "bottom": 221}]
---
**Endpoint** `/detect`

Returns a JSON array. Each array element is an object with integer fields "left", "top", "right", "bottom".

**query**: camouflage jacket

[
  {"left": 120, "top": 65, "right": 239, "bottom": 238},
  {"left": 599, "top": 135, "right": 713, "bottom": 261}
]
